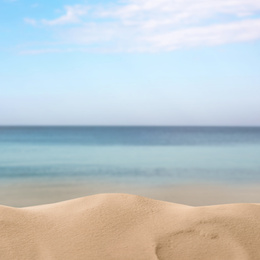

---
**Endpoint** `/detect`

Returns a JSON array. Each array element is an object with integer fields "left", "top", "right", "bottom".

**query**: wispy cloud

[
  {"left": 42, "top": 5, "right": 88, "bottom": 25},
  {"left": 24, "top": 0, "right": 260, "bottom": 53},
  {"left": 20, "top": 49, "right": 65, "bottom": 55},
  {"left": 143, "top": 19, "right": 260, "bottom": 51}
]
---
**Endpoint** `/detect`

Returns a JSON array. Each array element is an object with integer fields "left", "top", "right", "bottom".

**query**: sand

[{"left": 0, "top": 193, "right": 260, "bottom": 260}]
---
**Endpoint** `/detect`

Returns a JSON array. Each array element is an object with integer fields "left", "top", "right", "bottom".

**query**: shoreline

[{"left": 1, "top": 180, "right": 259, "bottom": 207}]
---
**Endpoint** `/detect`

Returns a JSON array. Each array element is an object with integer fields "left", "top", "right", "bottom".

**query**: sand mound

[{"left": 0, "top": 193, "right": 260, "bottom": 260}]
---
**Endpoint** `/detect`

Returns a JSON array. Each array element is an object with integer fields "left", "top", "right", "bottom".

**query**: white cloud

[
  {"left": 19, "top": 48, "right": 96, "bottom": 55},
  {"left": 99, "top": 0, "right": 260, "bottom": 23},
  {"left": 142, "top": 19, "right": 260, "bottom": 51},
  {"left": 20, "top": 49, "right": 64, "bottom": 55},
  {"left": 42, "top": 5, "right": 88, "bottom": 25},
  {"left": 25, "top": 0, "right": 260, "bottom": 52}
]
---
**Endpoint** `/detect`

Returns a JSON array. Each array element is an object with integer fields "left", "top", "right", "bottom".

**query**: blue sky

[{"left": 1, "top": 0, "right": 260, "bottom": 126}]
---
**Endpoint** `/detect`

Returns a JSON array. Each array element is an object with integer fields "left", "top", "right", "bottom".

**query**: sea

[{"left": 0, "top": 126, "right": 260, "bottom": 186}]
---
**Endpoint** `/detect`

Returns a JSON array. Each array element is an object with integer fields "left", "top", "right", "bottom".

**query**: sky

[{"left": 0, "top": 0, "right": 260, "bottom": 126}]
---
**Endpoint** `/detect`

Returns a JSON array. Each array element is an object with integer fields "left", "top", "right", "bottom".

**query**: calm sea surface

[{"left": 0, "top": 126, "right": 260, "bottom": 185}]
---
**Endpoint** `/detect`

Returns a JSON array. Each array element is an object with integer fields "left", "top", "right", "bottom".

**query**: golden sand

[{"left": 1, "top": 193, "right": 260, "bottom": 259}]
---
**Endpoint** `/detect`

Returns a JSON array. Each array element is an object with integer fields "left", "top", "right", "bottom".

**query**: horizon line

[{"left": 0, "top": 125, "right": 260, "bottom": 128}]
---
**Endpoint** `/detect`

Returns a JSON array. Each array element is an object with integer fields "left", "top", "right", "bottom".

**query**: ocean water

[{"left": 0, "top": 126, "right": 260, "bottom": 186}]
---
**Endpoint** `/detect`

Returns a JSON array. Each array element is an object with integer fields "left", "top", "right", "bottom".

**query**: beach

[
  {"left": 1, "top": 193, "right": 260, "bottom": 260},
  {"left": 1, "top": 127, "right": 260, "bottom": 258},
  {"left": 1, "top": 180, "right": 260, "bottom": 207},
  {"left": 2, "top": 0, "right": 260, "bottom": 256}
]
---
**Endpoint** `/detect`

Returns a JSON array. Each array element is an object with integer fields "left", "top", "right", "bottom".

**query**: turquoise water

[{"left": 0, "top": 127, "right": 260, "bottom": 185}]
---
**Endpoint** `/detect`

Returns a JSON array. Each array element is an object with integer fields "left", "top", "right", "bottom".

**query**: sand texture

[{"left": 0, "top": 193, "right": 260, "bottom": 260}]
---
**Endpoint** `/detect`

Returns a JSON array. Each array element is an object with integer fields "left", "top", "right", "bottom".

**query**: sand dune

[{"left": 0, "top": 194, "right": 260, "bottom": 260}]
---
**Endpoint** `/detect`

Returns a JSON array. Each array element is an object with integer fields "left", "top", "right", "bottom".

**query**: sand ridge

[{"left": 0, "top": 193, "right": 260, "bottom": 260}]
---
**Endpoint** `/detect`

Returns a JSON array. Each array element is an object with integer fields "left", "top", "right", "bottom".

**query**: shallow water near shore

[
  {"left": 0, "top": 126, "right": 260, "bottom": 206},
  {"left": 1, "top": 126, "right": 260, "bottom": 183}
]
